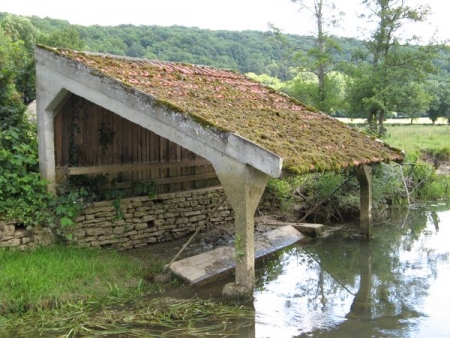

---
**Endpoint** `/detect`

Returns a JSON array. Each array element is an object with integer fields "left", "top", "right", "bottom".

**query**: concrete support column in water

[{"left": 355, "top": 164, "right": 373, "bottom": 238}]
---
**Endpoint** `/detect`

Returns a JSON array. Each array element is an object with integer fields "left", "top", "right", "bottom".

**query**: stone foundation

[{"left": 1, "top": 187, "right": 233, "bottom": 250}]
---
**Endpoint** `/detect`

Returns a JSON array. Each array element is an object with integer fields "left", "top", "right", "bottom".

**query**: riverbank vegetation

[
  {"left": 0, "top": 246, "right": 153, "bottom": 314},
  {"left": 0, "top": 292, "right": 254, "bottom": 337}
]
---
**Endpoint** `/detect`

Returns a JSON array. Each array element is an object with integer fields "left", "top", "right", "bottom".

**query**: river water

[{"left": 252, "top": 202, "right": 450, "bottom": 337}]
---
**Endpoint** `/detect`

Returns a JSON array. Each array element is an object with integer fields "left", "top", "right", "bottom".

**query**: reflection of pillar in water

[
  {"left": 431, "top": 211, "right": 440, "bottom": 230},
  {"left": 347, "top": 241, "right": 372, "bottom": 320}
]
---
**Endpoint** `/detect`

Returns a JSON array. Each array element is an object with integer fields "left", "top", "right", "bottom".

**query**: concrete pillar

[
  {"left": 214, "top": 160, "right": 270, "bottom": 297},
  {"left": 35, "top": 69, "right": 65, "bottom": 193},
  {"left": 355, "top": 164, "right": 372, "bottom": 238}
]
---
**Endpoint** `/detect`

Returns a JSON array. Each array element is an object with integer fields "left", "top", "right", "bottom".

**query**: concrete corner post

[
  {"left": 35, "top": 67, "right": 61, "bottom": 194},
  {"left": 214, "top": 161, "right": 270, "bottom": 297},
  {"left": 355, "top": 164, "right": 372, "bottom": 238}
]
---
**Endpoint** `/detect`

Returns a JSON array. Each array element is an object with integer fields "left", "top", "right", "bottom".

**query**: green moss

[
  {"left": 155, "top": 99, "right": 185, "bottom": 114},
  {"left": 189, "top": 113, "right": 230, "bottom": 133}
]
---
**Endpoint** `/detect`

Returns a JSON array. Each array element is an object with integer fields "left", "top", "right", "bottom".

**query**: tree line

[{"left": 1, "top": 0, "right": 450, "bottom": 133}]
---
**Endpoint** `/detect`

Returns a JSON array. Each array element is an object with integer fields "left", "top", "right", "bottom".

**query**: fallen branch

[{"left": 164, "top": 195, "right": 228, "bottom": 271}]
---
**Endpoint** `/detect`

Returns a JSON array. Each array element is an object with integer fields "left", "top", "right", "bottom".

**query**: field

[
  {"left": 337, "top": 117, "right": 448, "bottom": 125},
  {"left": 382, "top": 124, "right": 450, "bottom": 157},
  {"left": 337, "top": 117, "right": 449, "bottom": 156}
]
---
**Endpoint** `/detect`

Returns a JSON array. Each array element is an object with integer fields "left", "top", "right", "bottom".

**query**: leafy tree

[
  {"left": 346, "top": 0, "right": 438, "bottom": 134},
  {"left": 39, "top": 26, "right": 85, "bottom": 50},
  {"left": 426, "top": 75, "right": 450, "bottom": 124},
  {"left": 246, "top": 72, "right": 284, "bottom": 89},
  {"left": 0, "top": 14, "right": 37, "bottom": 51},
  {"left": 270, "top": 0, "right": 344, "bottom": 112},
  {"left": 396, "top": 81, "right": 431, "bottom": 124},
  {"left": 0, "top": 14, "right": 38, "bottom": 104},
  {"left": 0, "top": 24, "right": 53, "bottom": 226},
  {"left": 0, "top": 26, "right": 27, "bottom": 127},
  {"left": 283, "top": 70, "right": 347, "bottom": 113}
]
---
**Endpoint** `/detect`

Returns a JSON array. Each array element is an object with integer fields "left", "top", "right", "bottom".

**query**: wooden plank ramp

[{"left": 168, "top": 225, "right": 305, "bottom": 285}]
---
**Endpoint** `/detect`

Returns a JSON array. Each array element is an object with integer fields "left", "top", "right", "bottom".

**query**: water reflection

[{"left": 254, "top": 203, "right": 450, "bottom": 337}]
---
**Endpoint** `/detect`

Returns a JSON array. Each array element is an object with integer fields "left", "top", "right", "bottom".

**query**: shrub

[
  {"left": 434, "top": 147, "right": 450, "bottom": 161},
  {"left": 0, "top": 125, "right": 52, "bottom": 226},
  {"left": 0, "top": 121, "right": 88, "bottom": 232},
  {"left": 298, "top": 171, "right": 360, "bottom": 223},
  {"left": 262, "top": 175, "right": 306, "bottom": 211}
]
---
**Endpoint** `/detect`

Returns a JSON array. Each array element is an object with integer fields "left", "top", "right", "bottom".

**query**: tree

[
  {"left": 0, "top": 15, "right": 38, "bottom": 104},
  {"left": 272, "top": 0, "right": 344, "bottom": 113},
  {"left": 40, "top": 27, "right": 85, "bottom": 50},
  {"left": 426, "top": 76, "right": 450, "bottom": 124},
  {"left": 0, "top": 25, "right": 27, "bottom": 128},
  {"left": 346, "top": 0, "right": 437, "bottom": 134}
]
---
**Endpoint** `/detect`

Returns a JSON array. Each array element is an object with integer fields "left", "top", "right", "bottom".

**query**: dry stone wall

[
  {"left": 0, "top": 220, "right": 55, "bottom": 250},
  {"left": 1, "top": 187, "right": 233, "bottom": 250}
]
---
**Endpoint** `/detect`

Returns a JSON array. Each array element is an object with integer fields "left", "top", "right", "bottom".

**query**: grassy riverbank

[
  {"left": 0, "top": 245, "right": 163, "bottom": 315},
  {"left": 0, "top": 243, "right": 253, "bottom": 336}
]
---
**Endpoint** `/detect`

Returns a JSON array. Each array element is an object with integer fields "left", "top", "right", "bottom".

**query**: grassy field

[
  {"left": 337, "top": 117, "right": 448, "bottom": 125},
  {"left": 382, "top": 125, "right": 450, "bottom": 159}
]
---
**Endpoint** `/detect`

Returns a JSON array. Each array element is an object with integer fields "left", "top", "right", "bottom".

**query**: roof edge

[{"left": 226, "top": 133, "right": 283, "bottom": 178}]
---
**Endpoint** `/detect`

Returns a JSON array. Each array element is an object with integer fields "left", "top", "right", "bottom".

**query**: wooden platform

[{"left": 168, "top": 225, "right": 305, "bottom": 285}]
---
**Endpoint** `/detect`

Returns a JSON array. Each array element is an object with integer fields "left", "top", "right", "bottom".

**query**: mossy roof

[{"left": 43, "top": 47, "right": 404, "bottom": 175}]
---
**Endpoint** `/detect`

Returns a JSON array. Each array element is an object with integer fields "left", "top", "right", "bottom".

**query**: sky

[{"left": 1, "top": 0, "right": 449, "bottom": 42}]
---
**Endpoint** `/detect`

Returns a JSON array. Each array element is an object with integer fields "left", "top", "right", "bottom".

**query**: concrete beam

[
  {"left": 355, "top": 164, "right": 372, "bottom": 238},
  {"left": 213, "top": 160, "right": 270, "bottom": 297}
]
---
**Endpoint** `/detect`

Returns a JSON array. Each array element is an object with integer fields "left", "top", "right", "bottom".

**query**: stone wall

[
  {"left": 1, "top": 187, "right": 233, "bottom": 250},
  {"left": 0, "top": 221, "right": 55, "bottom": 250}
]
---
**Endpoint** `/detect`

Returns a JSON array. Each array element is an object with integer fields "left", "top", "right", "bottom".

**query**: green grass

[
  {"left": 383, "top": 125, "right": 450, "bottom": 159},
  {"left": 0, "top": 246, "right": 255, "bottom": 337},
  {"left": 0, "top": 245, "right": 159, "bottom": 314}
]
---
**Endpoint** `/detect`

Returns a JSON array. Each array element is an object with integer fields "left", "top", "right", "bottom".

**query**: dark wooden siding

[{"left": 54, "top": 94, "right": 219, "bottom": 196}]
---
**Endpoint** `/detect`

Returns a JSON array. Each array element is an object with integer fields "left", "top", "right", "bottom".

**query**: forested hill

[{"left": 0, "top": 12, "right": 363, "bottom": 80}]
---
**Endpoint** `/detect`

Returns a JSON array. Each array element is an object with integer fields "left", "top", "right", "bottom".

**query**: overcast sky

[{"left": 1, "top": 0, "right": 449, "bottom": 42}]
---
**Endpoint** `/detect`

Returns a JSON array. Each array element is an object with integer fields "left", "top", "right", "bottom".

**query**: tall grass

[{"left": 0, "top": 245, "right": 151, "bottom": 314}]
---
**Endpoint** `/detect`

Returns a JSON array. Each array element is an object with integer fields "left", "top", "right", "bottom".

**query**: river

[{"left": 252, "top": 202, "right": 450, "bottom": 337}]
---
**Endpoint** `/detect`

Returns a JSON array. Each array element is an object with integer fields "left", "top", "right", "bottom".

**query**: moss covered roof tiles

[{"left": 43, "top": 47, "right": 404, "bottom": 175}]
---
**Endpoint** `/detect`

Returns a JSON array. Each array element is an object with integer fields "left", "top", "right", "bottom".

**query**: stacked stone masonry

[
  {"left": 0, "top": 220, "right": 55, "bottom": 250},
  {"left": 0, "top": 187, "right": 233, "bottom": 250}
]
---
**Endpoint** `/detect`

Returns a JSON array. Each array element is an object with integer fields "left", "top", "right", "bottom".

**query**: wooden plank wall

[{"left": 54, "top": 95, "right": 219, "bottom": 195}]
